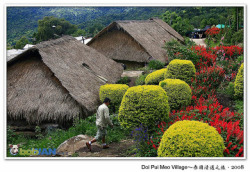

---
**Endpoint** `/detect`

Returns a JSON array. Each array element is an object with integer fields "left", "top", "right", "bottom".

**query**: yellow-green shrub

[
  {"left": 164, "top": 59, "right": 196, "bottom": 85},
  {"left": 118, "top": 85, "right": 170, "bottom": 131},
  {"left": 145, "top": 68, "right": 167, "bottom": 85},
  {"left": 159, "top": 79, "right": 191, "bottom": 110},
  {"left": 234, "top": 63, "right": 244, "bottom": 98},
  {"left": 158, "top": 120, "right": 225, "bottom": 157},
  {"left": 99, "top": 84, "right": 129, "bottom": 111}
]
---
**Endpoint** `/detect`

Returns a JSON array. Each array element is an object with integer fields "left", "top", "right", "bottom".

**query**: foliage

[
  {"left": 234, "top": 100, "right": 243, "bottom": 114},
  {"left": 7, "top": 7, "right": 168, "bottom": 46},
  {"left": 234, "top": 63, "right": 244, "bottom": 99},
  {"left": 160, "top": 79, "right": 191, "bottom": 110},
  {"left": 71, "top": 29, "right": 87, "bottom": 37},
  {"left": 161, "top": 11, "right": 194, "bottom": 36},
  {"left": 116, "top": 77, "right": 131, "bottom": 85},
  {"left": 135, "top": 74, "right": 149, "bottom": 86},
  {"left": 231, "top": 29, "right": 243, "bottom": 45},
  {"left": 191, "top": 65, "right": 225, "bottom": 98},
  {"left": 218, "top": 82, "right": 235, "bottom": 99},
  {"left": 14, "top": 36, "right": 29, "bottom": 49},
  {"left": 118, "top": 85, "right": 170, "bottom": 132},
  {"left": 131, "top": 124, "right": 149, "bottom": 157},
  {"left": 164, "top": 59, "right": 196, "bottom": 85},
  {"left": 34, "top": 16, "right": 78, "bottom": 42},
  {"left": 145, "top": 68, "right": 167, "bottom": 85},
  {"left": 164, "top": 39, "right": 200, "bottom": 65},
  {"left": 99, "top": 84, "right": 129, "bottom": 113},
  {"left": 35, "top": 126, "right": 44, "bottom": 140},
  {"left": 7, "top": 126, "right": 16, "bottom": 144},
  {"left": 147, "top": 95, "right": 243, "bottom": 157},
  {"left": 157, "top": 120, "right": 225, "bottom": 157},
  {"left": 7, "top": 114, "right": 131, "bottom": 157},
  {"left": 205, "top": 27, "right": 220, "bottom": 37},
  {"left": 147, "top": 60, "right": 165, "bottom": 70}
]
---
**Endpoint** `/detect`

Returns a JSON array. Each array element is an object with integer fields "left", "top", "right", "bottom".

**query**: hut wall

[
  {"left": 7, "top": 55, "right": 85, "bottom": 125},
  {"left": 89, "top": 30, "right": 151, "bottom": 64}
]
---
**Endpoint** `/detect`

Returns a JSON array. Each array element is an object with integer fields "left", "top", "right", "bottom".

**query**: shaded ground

[
  {"left": 56, "top": 135, "right": 135, "bottom": 157},
  {"left": 216, "top": 92, "right": 235, "bottom": 111},
  {"left": 191, "top": 38, "right": 206, "bottom": 47}
]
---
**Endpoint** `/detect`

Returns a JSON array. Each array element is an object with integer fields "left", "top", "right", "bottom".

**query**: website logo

[
  {"left": 9, "top": 144, "right": 19, "bottom": 155},
  {"left": 9, "top": 144, "right": 56, "bottom": 156}
]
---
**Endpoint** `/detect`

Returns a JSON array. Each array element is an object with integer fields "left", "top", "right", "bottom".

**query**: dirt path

[
  {"left": 76, "top": 139, "right": 135, "bottom": 157},
  {"left": 56, "top": 135, "right": 135, "bottom": 157},
  {"left": 191, "top": 38, "right": 207, "bottom": 47}
]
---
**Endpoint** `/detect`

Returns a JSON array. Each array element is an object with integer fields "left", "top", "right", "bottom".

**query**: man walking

[{"left": 86, "top": 98, "right": 113, "bottom": 151}]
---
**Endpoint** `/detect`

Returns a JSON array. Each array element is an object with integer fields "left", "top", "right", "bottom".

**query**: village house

[
  {"left": 87, "top": 18, "right": 184, "bottom": 68},
  {"left": 7, "top": 36, "right": 123, "bottom": 129}
]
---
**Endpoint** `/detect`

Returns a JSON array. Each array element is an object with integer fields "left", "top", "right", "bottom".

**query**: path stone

[
  {"left": 190, "top": 38, "right": 207, "bottom": 47},
  {"left": 121, "top": 71, "right": 144, "bottom": 78}
]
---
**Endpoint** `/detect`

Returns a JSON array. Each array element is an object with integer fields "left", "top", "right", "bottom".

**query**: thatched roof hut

[
  {"left": 87, "top": 18, "right": 184, "bottom": 67},
  {"left": 7, "top": 36, "right": 123, "bottom": 125}
]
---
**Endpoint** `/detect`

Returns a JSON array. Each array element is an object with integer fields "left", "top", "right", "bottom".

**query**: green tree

[
  {"left": 200, "top": 19, "right": 208, "bottom": 28},
  {"left": 162, "top": 11, "right": 193, "bottom": 36},
  {"left": 15, "top": 36, "right": 29, "bottom": 49},
  {"left": 34, "top": 16, "right": 78, "bottom": 42},
  {"left": 86, "top": 23, "right": 105, "bottom": 37},
  {"left": 72, "top": 29, "right": 87, "bottom": 37}
]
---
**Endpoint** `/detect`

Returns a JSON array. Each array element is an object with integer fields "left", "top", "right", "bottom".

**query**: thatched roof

[
  {"left": 87, "top": 18, "right": 184, "bottom": 63},
  {"left": 7, "top": 36, "right": 123, "bottom": 124}
]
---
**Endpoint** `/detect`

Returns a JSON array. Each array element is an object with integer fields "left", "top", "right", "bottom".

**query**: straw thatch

[
  {"left": 87, "top": 18, "right": 184, "bottom": 64},
  {"left": 7, "top": 36, "right": 123, "bottom": 124}
]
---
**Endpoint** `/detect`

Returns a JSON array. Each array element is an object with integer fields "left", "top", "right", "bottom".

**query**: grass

[{"left": 7, "top": 114, "right": 131, "bottom": 157}]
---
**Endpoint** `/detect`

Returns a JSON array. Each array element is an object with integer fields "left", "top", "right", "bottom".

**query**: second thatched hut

[{"left": 87, "top": 18, "right": 184, "bottom": 68}]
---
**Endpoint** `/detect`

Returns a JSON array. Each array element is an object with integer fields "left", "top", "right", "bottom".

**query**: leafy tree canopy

[
  {"left": 14, "top": 36, "right": 29, "bottom": 49},
  {"left": 34, "top": 16, "right": 78, "bottom": 42}
]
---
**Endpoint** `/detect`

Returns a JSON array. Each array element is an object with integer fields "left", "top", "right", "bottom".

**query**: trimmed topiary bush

[
  {"left": 164, "top": 59, "right": 196, "bottom": 85},
  {"left": 99, "top": 84, "right": 129, "bottom": 112},
  {"left": 145, "top": 68, "right": 167, "bottom": 85},
  {"left": 157, "top": 120, "right": 225, "bottom": 157},
  {"left": 159, "top": 79, "right": 191, "bottom": 110},
  {"left": 148, "top": 60, "right": 165, "bottom": 70},
  {"left": 234, "top": 63, "right": 244, "bottom": 99},
  {"left": 118, "top": 85, "right": 170, "bottom": 131}
]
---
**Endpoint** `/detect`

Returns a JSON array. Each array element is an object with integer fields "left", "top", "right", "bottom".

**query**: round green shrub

[
  {"left": 148, "top": 60, "right": 165, "bottom": 70},
  {"left": 159, "top": 79, "right": 191, "bottom": 110},
  {"left": 158, "top": 120, "right": 225, "bottom": 157},
  {"left": 99, "top": 84, "right": 129, "bottom": 111},
  {"left": 234, "top": 63, "right": 244, "bottom": 99},
  {"left": 164, "top": 59, "right": 196, "bottom": 85},
  {"left": 118, "top": 85, "right": 170, "bottom": 131},
  {"left": 145, "top": 68, "right": 167, "bottom": 85}
]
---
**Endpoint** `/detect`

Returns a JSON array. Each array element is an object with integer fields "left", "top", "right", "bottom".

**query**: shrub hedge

[
  {"left": 164, "top": 59, "right": 196, "bottom": 85},
  {"left": 234, "top": 63, "right": 244, "bottom": 99},
  {"left": 99, "top": 84, "right": 129, "bottom": 111},
  {"left": 118, "top": 85, "right": 170, "bottom": 131},
  {"left": 157, "top": 120, "right": 225, "bottom": 157},
  {"left": 159, "top": 79, "right": 191, "bottom": 110},
  {"left": 148, "top": 60, "right": 165, "bottom": 70},
  {"left": 145, "top": 68, "right": 167, "bottom": 85}
]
